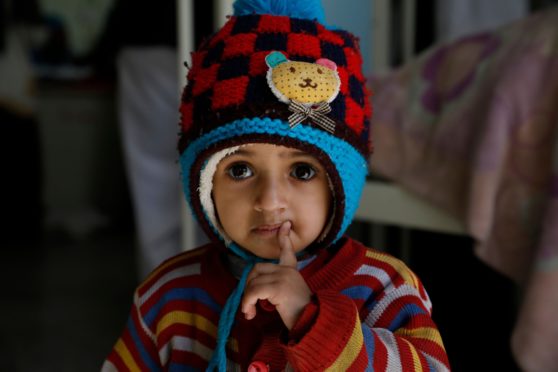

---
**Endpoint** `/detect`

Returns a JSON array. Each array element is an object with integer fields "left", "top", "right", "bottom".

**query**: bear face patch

[
  {"left": 265, "top": 51, "right": 340, "bottom": 105},
  {"left": 265, "top": 51, "right": 340, "bottom": 133}
]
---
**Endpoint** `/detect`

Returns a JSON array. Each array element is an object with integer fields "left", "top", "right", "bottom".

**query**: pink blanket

[{"left": 369, "top": 7, "right": 558, "bottom": 371}]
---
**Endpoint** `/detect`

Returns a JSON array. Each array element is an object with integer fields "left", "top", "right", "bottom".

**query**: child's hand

[{"left": 241, "top": 221, "right": 312, "bottom": 329}]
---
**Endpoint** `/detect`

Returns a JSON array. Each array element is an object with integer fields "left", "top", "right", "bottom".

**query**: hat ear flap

[{"left": 265, "top": 51, "right": 288, "bottom": 68}]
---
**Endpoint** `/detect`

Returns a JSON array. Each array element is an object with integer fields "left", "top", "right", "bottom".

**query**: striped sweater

[{"left": 102, "top": 238, "right": 450, "bottom": 371}]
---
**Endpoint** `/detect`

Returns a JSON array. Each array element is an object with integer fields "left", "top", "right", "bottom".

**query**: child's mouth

[{"left": 252, "top": 223, "right": 283, "bottom": 236}]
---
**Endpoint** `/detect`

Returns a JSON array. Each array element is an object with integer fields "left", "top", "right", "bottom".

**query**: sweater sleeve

[
  {"left": 283, "top": 250, "right": 451, "bottom": 371},
  {"left": 101, "top": 289, "right": 162, "bottom": 371}
]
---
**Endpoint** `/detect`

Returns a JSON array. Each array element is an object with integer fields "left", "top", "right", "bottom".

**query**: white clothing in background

[{"left": 118, "top": 48, "right": 205, "bottom": 280}]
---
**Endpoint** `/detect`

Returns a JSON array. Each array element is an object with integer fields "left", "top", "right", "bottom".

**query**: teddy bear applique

[{"left": 265, "top": 51, "right": 341, "bottom": 133}]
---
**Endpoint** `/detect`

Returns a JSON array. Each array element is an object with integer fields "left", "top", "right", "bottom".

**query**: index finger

[{"left": 278, "top": 221, "right": 297, "bottom": 268}]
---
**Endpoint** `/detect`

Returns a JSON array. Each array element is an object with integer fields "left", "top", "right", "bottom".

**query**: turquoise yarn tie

[
  {"left": 206, "top": 261, "right": 254, "bottom": 371},
  {"left": 207, "top": 243, "right": 274, "bottom": 371}
]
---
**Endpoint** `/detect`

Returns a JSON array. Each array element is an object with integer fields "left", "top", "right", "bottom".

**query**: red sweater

[{"left": 102, "top": 238, "right": 450, "bottom": 371}]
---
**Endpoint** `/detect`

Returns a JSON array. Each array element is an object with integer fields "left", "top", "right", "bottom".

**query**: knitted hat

[
  {"left": 180, "top": 0, "right": 372, "bottom": 248},
  {"left": 178, "top": 1, "right": 371, "bottom": 369}
]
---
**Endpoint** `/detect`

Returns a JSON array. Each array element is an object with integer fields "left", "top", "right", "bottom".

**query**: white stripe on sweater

[
  {"left": 159, "top": 336, "right": 241, "bottom": 371},
  {"left": 100, "top": 360, "right": 118, "bottom": 372},
  {"left": 356, "top": 263, "right": 433, "bottom": 313},
  {"left": 364, "top": 284, "right": 427, "bottom": 328},
  {"left": 159, "top": 336, "right": 212, "bottom": 365},
  {"left": 355, "top": 264, "right": 395, "bottom": 290},
  {"left": 375, "top": 328, "right": 403, "bottom": 372},
  {"left": 132, "top": 263, "right": 202, "bottom": 344},
  {"left": 423, "top": 351, "right": 451, "bottom": 372}
]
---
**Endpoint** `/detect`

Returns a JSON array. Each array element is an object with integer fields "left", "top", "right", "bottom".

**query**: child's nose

[{"left": 253, "top": 175, "right": 288, "bottom": 212}]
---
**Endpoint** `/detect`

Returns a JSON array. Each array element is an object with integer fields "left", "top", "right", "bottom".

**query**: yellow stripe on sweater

[
  {"left": 365, "top": 250, "right": 419, "bottom": 288},
  {"left": 402, "top": 338, "right": 424, "bottom": 372},
  {"left": 156, "top": 311, "right": 238, "bottom": 352},
  {"left": 114, "top": 338, "right": 141, "bottom": 372},
  {"left": 395, "top": 327, "right": 445, "bottom": 350},
  {"left": 325, "top": 314, "right": 363, "bottom": 371}
]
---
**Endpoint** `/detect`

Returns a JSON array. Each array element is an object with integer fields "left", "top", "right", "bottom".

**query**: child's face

[{"left": 212, "top": 143, "right": 332, "bottom": 259}]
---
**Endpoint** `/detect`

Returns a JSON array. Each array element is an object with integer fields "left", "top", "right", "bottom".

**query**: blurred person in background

[{"left": 89, "top": 0, "right": 206, "bottom": 280}]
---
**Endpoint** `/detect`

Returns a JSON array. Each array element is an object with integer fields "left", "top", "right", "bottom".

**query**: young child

[{"left": 102, "top": 1, "right": 450, "bottom": 371}]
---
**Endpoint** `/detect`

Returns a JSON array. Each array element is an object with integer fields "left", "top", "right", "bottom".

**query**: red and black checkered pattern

[{"left": 179, "top": 14, "right": 372, "bottom": 155}]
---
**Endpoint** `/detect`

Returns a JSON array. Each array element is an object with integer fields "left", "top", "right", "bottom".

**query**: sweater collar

[
  {"left": 226, "top": 251, "right": 319, "bottom": 279},
  {"left": 220, "top": 236, "right": 363, "bottom": 292}
]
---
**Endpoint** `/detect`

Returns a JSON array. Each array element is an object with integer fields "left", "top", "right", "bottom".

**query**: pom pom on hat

[{"left": 233, "top": 0, "right": 326, "bottom": 24}]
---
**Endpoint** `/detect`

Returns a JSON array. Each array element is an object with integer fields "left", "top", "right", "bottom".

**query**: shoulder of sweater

[
  {"left": 131, "top": 244, "right": 230, "bottom": 337},
  {"left": 344, "top": 238, "right": 422, "bottom": 290},
  {"left": 136, "top": 243, "right": 215, "bottom": 296}
]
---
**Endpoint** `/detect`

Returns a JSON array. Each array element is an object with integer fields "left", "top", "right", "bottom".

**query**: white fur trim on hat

[{"left": 198, "top": 146, "right": 240, "bottom": 246}]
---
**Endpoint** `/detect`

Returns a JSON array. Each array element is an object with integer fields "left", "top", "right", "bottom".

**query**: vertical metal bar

[
  {"left": 372, "top": 0, "right": 391, "bottom": 72},
  {"left": 214, "top": 0, "right": 234, "bottom": 29},
  {"left": 178, "top": 0, "right": 194, "bottom": 87},
  {"left": 178, "top": 0, "right": 196, "bottom": 251}
]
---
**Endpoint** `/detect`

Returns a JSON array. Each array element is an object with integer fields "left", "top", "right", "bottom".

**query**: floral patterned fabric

[{"left": 369, "top": 7, "right": 558, "bottom": 371}]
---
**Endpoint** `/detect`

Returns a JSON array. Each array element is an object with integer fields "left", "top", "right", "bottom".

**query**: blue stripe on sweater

[
  {"left": 361, "top": 324, "right": 375, "bottom": 372},
  {"left": 387, "top": 303, "right": 428, "bottom": 330},
  {"left": 144, "top": 288, "right": 222, "bottom": 327},
  {"left": 342, "top": 285, "right": 374, "bottom": 301},
  {"left": 127, "top": 317, "right": 161, "bottom": 371}
]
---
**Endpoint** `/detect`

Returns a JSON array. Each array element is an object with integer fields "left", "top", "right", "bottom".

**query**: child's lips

[
  {"left": 253, "top": 223, "right": 282, "bottom": 233},
  {"left": 252, "top": 222, "right": 286, "bottom": 236}
]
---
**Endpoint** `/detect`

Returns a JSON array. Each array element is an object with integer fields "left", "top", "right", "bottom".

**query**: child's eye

[
  {"left": 290, "top": 163, "right": 316, "bottom": 181},
  {"left": 226, "top": 163, "right": 253, "bottom": 180}
]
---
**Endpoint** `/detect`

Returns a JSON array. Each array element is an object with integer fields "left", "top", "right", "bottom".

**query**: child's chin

[
  {"left": 253, "top": 248, "right": 281, "bottom": 260},
  {"left": 243, "top": 240, "right": 281, "bottom": 259}
]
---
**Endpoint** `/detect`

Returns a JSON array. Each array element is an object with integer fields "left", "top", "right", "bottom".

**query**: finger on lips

[
  {"left": 243, "top": 220, "right": 298, "bottom": 320},
  {"left": 278, "top": 221, "right": 297, "bottom": 268}
]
